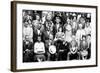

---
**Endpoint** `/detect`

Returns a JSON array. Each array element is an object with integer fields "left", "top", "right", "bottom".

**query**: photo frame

[{"left": 11, "top": 1, "right": 98, "bottom": 72}]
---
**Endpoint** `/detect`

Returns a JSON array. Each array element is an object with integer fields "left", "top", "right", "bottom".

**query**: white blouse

[{"left": 34, "top": 42, "right": 45, "bottom": 54}]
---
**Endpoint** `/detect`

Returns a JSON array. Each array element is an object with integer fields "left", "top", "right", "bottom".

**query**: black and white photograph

[
  {"left": 22, "top": 10, "right": 92, "bottom": 62},
  {"left": 11, "top": 1, "right": 97, "bottom": 71}
]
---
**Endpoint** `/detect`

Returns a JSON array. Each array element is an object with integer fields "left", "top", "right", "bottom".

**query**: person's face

[
  {"left": 25, "top": 36, "right": 29, "bottom": 41},
  {"left": 82, "top": 37, "right": 86, "bottom": 41},
  {"left": 86, "top": 22, "right": 90, "bottom": 27},
  {"left": 87, "top": 13, "right": 91, "bottom": 18},
  {"left": 87, "top": 35, "right": 91, "bottom": 41},
  {"left": 80, "top": 18, "right": 85, "bottom": 24},
  {"left": 49, "top": 34, "right": 53, "bottom": 40},
  {"left": 47, "top": 15, "right": 52, "bottom": 21},
  {"left": 38, "top": 37, "right": 41, "bottom": 42},
  {"left": 28, "top": 11, "right": 31, "bottom": 15},
  {"left": 49, "top": 39, "right": 52, "bottom": 44},
  {"left": 73, "top": 22, "right": 76, "bottom": 25},
  {"left": 71, "top": 41, "right": 76, "bottom": 47},
  {"left": 38, "top": 23, "right": 41, "bottom": 29},
  {"left": 23, "top": 11, "right": 26, "bottom": 17},
  {"left": 79, "top": 24, "right": 82, "bottom": 29},
  {"left": 36, "top": 15, "right": 40, "bottom": 20},
  {"left": 65, "top": 24, "right": 72, "bottom": 31},
  {"left": 24, "top": 22, "right": 28, "bottom": 27},
  {"left": 67, "top": 18, "right": 70, "bottom": 24},
  {"left": 72, "top": 35, "right": 76, "bottom": 40},
  {"left": 59, "top": 28, "right": 62, "bottom": 32},
  {"left": 56, "top": 17, "right": 61, "bottom": 23},
  {"left": 66, "top": 13, "right": 69, "bottom": 16},
  {"left": 73, "top": 16, "right": 77, "bottom": 20},
  {"left": 27, "top": 15, "right": 31, "bottom": 20}
]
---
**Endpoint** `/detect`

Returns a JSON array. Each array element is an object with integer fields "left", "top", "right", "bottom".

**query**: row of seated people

[{"left": 23, "top": 34, "right": 91, "bottom": 62}]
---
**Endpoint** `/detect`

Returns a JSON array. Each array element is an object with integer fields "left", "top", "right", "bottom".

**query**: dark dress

[
  {"left": 23, "top": 41, "right": 34, "bottom": 62},
  {"left": 68, "top": 52, "right": 79, "bottom": 60},
  {"left": 55, "top": 40, "right": 69, "bottom": 61}
]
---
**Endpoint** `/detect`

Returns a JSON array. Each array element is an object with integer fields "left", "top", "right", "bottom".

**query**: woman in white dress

[
  {"left": 76, "top": 23, "right": 86, "bottom": 48},
  {"left": 23, "top": 21, "right": 33, "bottom": 42},
  {"left": 64, "top": 22, "right": 72, "bottom": 43}
]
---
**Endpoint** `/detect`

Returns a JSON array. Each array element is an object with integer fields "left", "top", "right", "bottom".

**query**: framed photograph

[{"left": 11, "top": 1, "right": 98, "bottom": 72}]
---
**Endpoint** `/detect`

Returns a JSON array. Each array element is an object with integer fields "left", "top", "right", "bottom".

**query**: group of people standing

[{"left": 23, "top": 10, "right": 91, "bottom": 62}]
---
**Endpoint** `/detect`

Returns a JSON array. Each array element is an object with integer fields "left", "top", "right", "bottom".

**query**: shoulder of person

[
  {"left": 32, "top": 20, "right": 35, "bottom": 23},
  {"left": 40, "top": 42, "right": 44, "bottom": 45},
  {"left": 34, "top": 42, "right": 38, "bottom": 45},
  {"left": 76, "top": 29, "right": 80, "bottom": 33}
]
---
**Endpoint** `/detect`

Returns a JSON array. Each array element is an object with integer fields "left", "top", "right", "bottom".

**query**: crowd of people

[{"left": 22, "top": 10, "right": 91, "bottom": 62}]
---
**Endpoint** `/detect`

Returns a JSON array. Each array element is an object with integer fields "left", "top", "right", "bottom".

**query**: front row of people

[{"left": 23, "top": 34, "right": 91, "bottom": 62}]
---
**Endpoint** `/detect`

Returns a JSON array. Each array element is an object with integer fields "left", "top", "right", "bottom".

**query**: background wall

[{"left": 0, "top": 0, "right": 99, "bottom": 73}]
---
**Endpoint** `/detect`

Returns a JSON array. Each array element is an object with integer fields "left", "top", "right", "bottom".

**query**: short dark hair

[
  {"left": 82, "top": 35, "right": 86, "bottom": 39},
  {"left": 55, "top": 16, "right": 61, "bottom": 20},
  {"left": 87, "top": 34, "right": 91, "bottom": 37}
]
